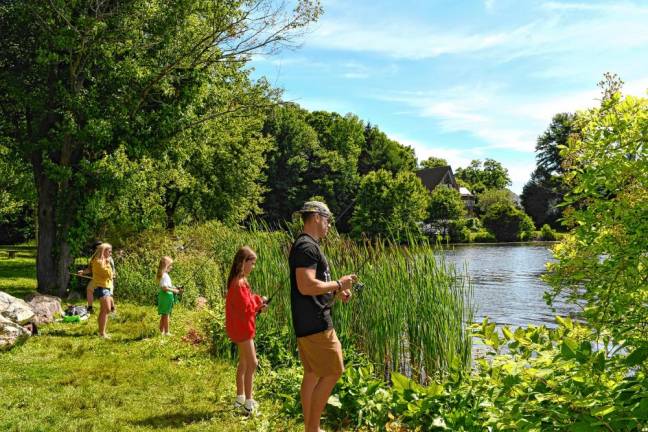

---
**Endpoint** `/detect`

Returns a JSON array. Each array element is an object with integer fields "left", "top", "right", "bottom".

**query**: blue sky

[{"left": 251, "top": 0, "right": 648, "bottom": 193}]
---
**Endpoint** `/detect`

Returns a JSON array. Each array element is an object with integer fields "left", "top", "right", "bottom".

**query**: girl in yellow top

[{"left": 81, "top": 243, "right": 114, "bottom": 338}]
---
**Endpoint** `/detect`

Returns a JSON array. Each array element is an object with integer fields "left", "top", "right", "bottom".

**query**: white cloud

[
  {"left": 541, "top": 1, "right": 648, "bottom": 13},
  {"left": 303, "top": 3, "right": 648, "bottom": 61}
]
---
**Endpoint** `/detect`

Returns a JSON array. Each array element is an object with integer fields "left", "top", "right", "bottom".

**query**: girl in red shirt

[{"left": 225, "top": 246, "right": 267, "bottom": 414}]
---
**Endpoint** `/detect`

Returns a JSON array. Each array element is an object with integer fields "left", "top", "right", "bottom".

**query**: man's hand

[
  {"left": 338, "top": 274, "right": 357, "bottom": 291},
  {"left": 340, "top": 288, "right": 352, "bottom": 303}
]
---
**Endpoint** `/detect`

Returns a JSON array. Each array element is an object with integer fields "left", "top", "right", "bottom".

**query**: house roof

[
  {"left": 416, "top": 166, "right": 457, "bottom": 192},
  {"left": 459, "top": 187, "right": 473, "bottom": 196}
]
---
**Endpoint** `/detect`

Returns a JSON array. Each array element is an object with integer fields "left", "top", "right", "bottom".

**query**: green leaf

[
  {"left": 591, "top": 405, "right": 615, "bottom": 417},
  {"left": 327, "top": 395, "right": 342, "bottom": 408},
  {"left": 624, "top": 347, "right": 648, "bottom": 367}
]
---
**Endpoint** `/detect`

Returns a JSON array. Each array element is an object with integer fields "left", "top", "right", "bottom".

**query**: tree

[
  {"left": 351, "top": 170, "right": 429, "bottom": 241},
  {"left": 358, "top": 124, "right": 417, "bottom": 175},
  {"left": 476, "top": 188, "right": 515, "bottom": 215},
  {"left": 455, "top": 159, "right": 511, "bottom": 190},
  {"left": 0, "top": 142, "right": 35, "bottom": 243},
  {"left": 427, "top": 185, "right": 465, "bottom": 223},
  {"left": 521, "top": 113, "right": 576, "bottom": 229},
  {"left": 420, "top": 157, "right": 448, "bottom": 169},
  {"left": 482, "top": 203, "right": 535, "bottom": 242},
  {"left": 0, "top": 0, "right": 320, "bottom": 295},
  {"left": 545, "top": 84, "right": 647, "bottom": 349}
]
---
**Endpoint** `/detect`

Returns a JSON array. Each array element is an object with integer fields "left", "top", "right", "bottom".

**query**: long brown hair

[
  {"left": 156, "top": 256, "right": 173, "bottom": 283},
  {"left": 226, "top": 246, "right": 256, "bottom": 290}
]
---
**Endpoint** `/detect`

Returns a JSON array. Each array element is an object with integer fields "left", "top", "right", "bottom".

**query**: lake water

[{"left": 440, "top": 243, "right": 576, "bottom": 328}]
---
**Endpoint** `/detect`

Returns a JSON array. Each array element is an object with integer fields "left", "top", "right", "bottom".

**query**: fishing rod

[
  {"left": 69, "top": 272, "right": 92, "bottom": 280},
  {"left": 256, "top": 282, "right": 283, "bottom": 316},
  {"left": 324, "top": 253, "right": 372, "bottom": 307}
]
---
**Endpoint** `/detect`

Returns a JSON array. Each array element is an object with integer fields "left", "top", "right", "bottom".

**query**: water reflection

[{"left": 439, "top": 243, "right": 576, "bottom": 327}]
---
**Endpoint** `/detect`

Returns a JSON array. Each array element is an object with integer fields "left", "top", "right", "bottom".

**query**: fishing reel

[{"left": 352, "top": 282, "right": 365, "bottom": 294}]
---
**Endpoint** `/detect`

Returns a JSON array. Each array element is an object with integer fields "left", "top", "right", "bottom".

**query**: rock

[
  {"left": 195, "top": 296, "right": 208, "bottom": 310},
  {"left": 27, "top": 294, "right": 63, "bottom": 325},
  {"left": 67, "top": 291, "right": 81, "bottom": 301},
  {"left": 0, "top": 314, "right": 30, "bottom": 351},
  {"left": 0, "top": 291, "right": 35, "bottom": 324}
]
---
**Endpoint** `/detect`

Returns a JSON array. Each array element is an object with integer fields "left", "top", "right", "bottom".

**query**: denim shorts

[{"left": 93, "top": 288, "right": 112, "bottom": 299}]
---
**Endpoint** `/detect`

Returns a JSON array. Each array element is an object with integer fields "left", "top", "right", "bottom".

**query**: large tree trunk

[{"left": 33, "top": 156, "right": 72, "bottom": 297}]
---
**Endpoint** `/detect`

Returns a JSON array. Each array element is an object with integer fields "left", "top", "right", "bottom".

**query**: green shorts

[{"left": 157, "top": 290, "right": 175, "bottom": 315}]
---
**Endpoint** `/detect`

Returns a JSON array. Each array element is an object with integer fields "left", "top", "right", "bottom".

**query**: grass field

[
  {"left": 0, "top": 245, "right": 37, "bottom": 299},
  {"left": 0, "top": 253, "right": 305, "bottom": 432}
]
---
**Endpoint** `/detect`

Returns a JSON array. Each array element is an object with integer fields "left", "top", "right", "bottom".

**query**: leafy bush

[
  {"left": 540, "top": 223, "right": 557, "bottom": 241},
  {"left": 481, "top": 203, "right": 535, "bottom": 242},
  {"left": 386, "top": 318, "right": 648, "bottom": 431},
  {"left": 470, "top": 229, "right": 496, "bottom": 243}
]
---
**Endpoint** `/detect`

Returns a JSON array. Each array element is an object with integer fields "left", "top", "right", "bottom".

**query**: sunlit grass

[
  {"left": 0, "top": 245, "right": 37, "bottom": 298},
  {"left": 0, "top": 303, "right": 305, "bottom": 432}
]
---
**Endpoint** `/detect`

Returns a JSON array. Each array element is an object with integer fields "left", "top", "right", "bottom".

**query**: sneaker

[
  {"left": 243, "top": 400, "right": 259, "bottom": 416},
  {"left": 100, "top": 333, "right": 111, "bottom": 339}
]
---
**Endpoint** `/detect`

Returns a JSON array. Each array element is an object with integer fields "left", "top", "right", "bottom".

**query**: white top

[{"left": 160, "top": 273, "right": 172, "bottom": 289}]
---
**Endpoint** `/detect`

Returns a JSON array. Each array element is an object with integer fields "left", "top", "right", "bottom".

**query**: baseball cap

[{"left": 297, "top": 201, "right": 333, "bottom": 218}]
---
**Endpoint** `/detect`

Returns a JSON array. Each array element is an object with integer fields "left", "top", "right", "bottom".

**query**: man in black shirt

[{"left": 289, "top": 201, "right": 356, "bottom": 432}]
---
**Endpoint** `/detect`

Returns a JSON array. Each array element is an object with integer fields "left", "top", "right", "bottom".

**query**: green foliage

[
  {"left": 261, "top": 106, "right": 364, "bottom": 230},
  {"left": 384, "top": 318, "right": 648, "bottom": 431},
  {"left": 545, "top": 88, "right": 648, "bottom": 349},
  {"left": 476, "top": 188, "right": 515, "bottom": 215},
  {"left": 427, "top": 185, "right": 466, "bottom": 222},
  {"left": 540, "top": 223, "right": 557, "bottom": 241},
  {"left": 521, "top": 112, "right": 576, "bottom": 229},
  {"left": 0, "top": 0, "right": 320, "bottom": 293},
  {"left": 351, "top": 170, "right": 430, "bottom": 242},
  {"left": 420, "top": 156, "right": 449, "bottom": 169},
  {"left": 359, "top": 124, "right": 417, "bottom": 175},
  {"left": 455, "top": 159, "right": 511, "bottom": 191},
  {"left": 482, "top": 203, "right": 535, "bottom": 242}
]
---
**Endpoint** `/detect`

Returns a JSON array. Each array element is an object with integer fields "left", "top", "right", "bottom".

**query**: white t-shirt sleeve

[{"left": 160, "top": 273, "right": 172, "bottom": 289}]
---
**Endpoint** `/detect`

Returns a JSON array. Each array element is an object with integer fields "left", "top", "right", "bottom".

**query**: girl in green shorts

[{"left": 156, "top": 256, "right": 182, "bottom": 336}]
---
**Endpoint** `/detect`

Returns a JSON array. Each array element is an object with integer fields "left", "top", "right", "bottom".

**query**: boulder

[
  {"left": 0, "top": 291, "right": 35, "bottom": 324},
  {"left": 27, "top": 294, "right": 63, "bottom": 324},
  {"left": 0, "top": 314, "right": 30, "bottom": 351}
]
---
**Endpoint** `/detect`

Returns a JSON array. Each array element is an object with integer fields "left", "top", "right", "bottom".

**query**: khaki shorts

[{"left": 297, "top": 329, "right": 344, "bottom": 377}]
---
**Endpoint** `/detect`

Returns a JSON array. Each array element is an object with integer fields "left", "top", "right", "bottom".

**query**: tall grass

[{"left": 114, "top": 221, "right": 473, "bottom": 379}]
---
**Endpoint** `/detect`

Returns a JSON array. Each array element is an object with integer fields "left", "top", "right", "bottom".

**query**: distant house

[{"left": 416, "top": 166, "right": 475, "bottom": 213}]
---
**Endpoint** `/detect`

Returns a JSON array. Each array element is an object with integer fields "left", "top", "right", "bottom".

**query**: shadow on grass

[
  {"left": 129, "top": 410, "right": 215, "bottom": 429},
  {"left": 0, "top": 255, "right": 37, "bottom": 299}
]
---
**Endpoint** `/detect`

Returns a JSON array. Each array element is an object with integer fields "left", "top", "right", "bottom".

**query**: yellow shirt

[{"left": 91, "top": 258, "right": 113, "bottom": 289}]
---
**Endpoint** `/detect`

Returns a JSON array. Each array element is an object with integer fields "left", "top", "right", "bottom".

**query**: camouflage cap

[{"left": 297, "top": 201, "right": 333, "bottom": 218}]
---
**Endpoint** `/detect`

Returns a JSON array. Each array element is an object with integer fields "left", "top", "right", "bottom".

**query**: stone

[
  {"left": 27, "top": 294, "right": 63, "bottom": 325},
  {"left": 0, "top": 314, "right": 30, "bottom": 351},
  {"left": 195, "top": 296, "right": 208, "bottom": 310},
  {"left": 0, "top": 291, "right": 35, "bottom": 324}
]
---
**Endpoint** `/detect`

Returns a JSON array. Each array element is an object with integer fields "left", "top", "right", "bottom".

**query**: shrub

[
  {"left": 540, "top": 223, "right": 557, "bottom": 241},
  {"left": 470, "top": 229, "right": 496, "bottom": 243},
  {"left": 481, "top": 203, "right": 535, "bottom": 242}
]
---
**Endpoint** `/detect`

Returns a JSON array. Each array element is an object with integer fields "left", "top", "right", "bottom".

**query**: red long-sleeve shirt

[{"left": 225, "top": 278, "right": 263, "bottom": 343}]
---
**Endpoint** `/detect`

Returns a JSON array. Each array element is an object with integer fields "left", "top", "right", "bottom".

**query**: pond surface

[{"left": 440, "top": 243, "right": 576, "bottom": 328}]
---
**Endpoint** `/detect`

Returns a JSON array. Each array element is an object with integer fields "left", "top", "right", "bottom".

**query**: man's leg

[
  {"left": 300, "top": 371, "right": 319, "bottom": 430},
  {"left": 306, "top": 373, "right": 340, "bottom": 432}
]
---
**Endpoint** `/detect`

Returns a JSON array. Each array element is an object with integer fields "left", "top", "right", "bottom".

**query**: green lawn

[
  {"left": 0, "top": 245, "right": 37, "bottom": 298},
  {"left": 0, "top": 304, "right": 305, "bottom": 432},
  {"left": 0, "top": 251, "right": 305, "bottom": 432}
]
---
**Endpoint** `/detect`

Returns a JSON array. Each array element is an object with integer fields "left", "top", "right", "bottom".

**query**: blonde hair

[
  {"left": 91, "top": 243, "right": 112, "bottom": 264},
  {"left": 226, "top": 246, "right": 257, "bottom": 290},
  {"left": 156, "top": 256, "right": 173, "bottom": 283}
]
